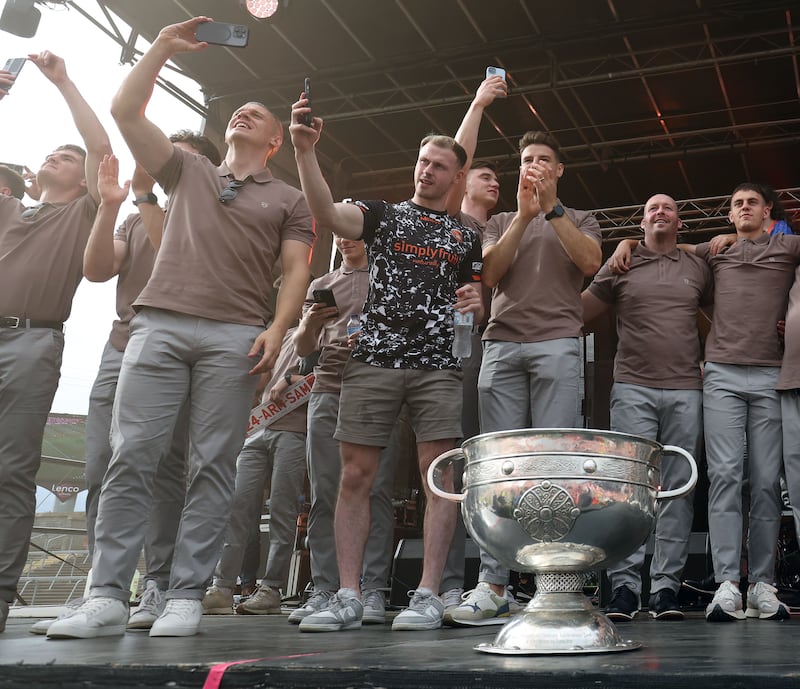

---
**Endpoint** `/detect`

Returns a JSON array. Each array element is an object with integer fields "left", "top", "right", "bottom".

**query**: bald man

[{"left": 582, "top": 194, "right": 713, "bottom": 620}]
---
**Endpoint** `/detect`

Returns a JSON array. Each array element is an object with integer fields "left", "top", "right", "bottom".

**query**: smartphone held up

[
  {"left": 301, "top": 77, "right": 312, "bottom": 126},
  {"left": 2, "top": 57, "right": 26, "bottom": 90},
  {"left": 486, "top": 65, "right": 506, "bottom": 81},
  {"left": 195, "top": 21, "right": 249, "bottom": 48}
]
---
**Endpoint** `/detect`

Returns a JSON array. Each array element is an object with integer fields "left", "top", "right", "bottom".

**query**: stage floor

[{"left": 2, "top": 609, "right": 799, "bottom": 689}]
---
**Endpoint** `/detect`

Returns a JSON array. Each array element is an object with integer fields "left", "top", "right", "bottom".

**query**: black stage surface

[{"left": 2, "top": 610, "right": 800, "bottom": 689}]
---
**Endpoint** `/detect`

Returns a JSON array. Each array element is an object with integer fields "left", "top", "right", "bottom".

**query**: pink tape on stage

[{"left": 203, "top": 653, "right": 320, "bottom": 689}]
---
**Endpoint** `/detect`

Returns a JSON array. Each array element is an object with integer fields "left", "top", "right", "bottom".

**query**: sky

[{"left": 1, "top": 2, "right": 206, "bottom": 415}]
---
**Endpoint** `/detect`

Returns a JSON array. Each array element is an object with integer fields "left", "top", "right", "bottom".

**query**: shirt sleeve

[
  {"left": 694, "top": 242, "right": 711, "bottom": 262},
  {"left": 586, "top": 262, "right": 616, "bottom": 303},
  {"left": 573, "top": 209, "right": 602, "bottom": 245},
  {"left": 351, "top": 200, "right": 386, "bottom": 245},
  {"left": 458, "top": 232, "right": 483, "bottom": 284}
]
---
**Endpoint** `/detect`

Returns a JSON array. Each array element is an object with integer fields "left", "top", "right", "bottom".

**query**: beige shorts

[{"left": 334, "top": 359, "right": 464, "bottom": 446}]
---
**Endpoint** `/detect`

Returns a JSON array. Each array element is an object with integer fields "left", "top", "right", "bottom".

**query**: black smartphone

[
  {"left": 301, "top": 77, "right": 312, "bottom": 126},
  {"left": 195, "top": 21, "right": 249, "bottom": 48},
  {"left": 312, "top": 288, "right": 337, "bottom": 308},
  {"left": 2, "top": 58, "right": 26, "bottom": 87}
]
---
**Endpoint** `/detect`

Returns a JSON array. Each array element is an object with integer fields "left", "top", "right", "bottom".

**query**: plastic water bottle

[
  {"left": 452, "top": 311, "right": 473, "bottom": 358},
  {"left": 346, "top": 314, "right": 362, "bottom": 337}
]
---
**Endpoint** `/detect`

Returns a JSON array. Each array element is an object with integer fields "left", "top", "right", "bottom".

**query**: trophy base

[{"left": 474, "top": 574, "right": 642, "bottom": 655}]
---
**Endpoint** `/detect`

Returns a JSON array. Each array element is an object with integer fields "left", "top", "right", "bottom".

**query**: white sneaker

[
  {"left": 447, "top": 582, "right": 512, "bottom": 626},
  {"left": 127, "top": 580, "right": 166, "bottom": 630},
  {"left": 299, "top": 588, "right": 363, "bottom": 632},
  {"left": 441, "top": 587, "right": 464, "bottom": 626},
  {"left": 745, "top": 581, "right": 790, "bottom": 620},
  {"left": 149, "top": 598, "right": 203, "bottom": 637},
  {"left": 705, "top": 580, "right": 746, "bottom": 622},
  {"left": 30, "top": 597, "right": 85, "bottom": 635},
  {"left": 288, "top": 589, "right": 334, "bottom": 624},
  {"left": 391, "top": 588, "right": 444, "bottom": 631},
  {"left": 362, "top": 589, "right": 386, "bottom": 624},
  {"left": 46, "top": 597, "right": 128, "bottom": 639}
]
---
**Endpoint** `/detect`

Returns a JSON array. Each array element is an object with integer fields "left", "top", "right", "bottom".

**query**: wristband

[
  {"left": 284, "top": 372, "right": 293, "bottom": 385},
  {"left": 132, "top": 193, "right": 158, "bottom": 207}
]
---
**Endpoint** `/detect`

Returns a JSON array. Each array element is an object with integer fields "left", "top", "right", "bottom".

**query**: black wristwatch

[
  {"left": 545, "top": 203, "right": 565, "bottom": 221},
  {"left": 284, "top": 372, "right": 293, "bottom": 385},
  {"left": 132, "top": 193, "right": 158, "bottom": 207}
]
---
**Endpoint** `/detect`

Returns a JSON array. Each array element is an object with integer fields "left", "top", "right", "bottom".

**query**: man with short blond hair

[{"left": 290, "top": 92, "right": 483, "bottom": 632}]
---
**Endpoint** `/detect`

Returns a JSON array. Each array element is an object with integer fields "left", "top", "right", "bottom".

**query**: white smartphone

[{"left": 486, "top": 66, "right": 506, "bottom": 81}]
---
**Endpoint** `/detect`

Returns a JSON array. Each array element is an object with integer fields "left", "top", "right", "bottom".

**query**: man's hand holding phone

[
  {"left": 1, "top": 58, "right": 25, "bottom": 98},
  {"left": 301, "top": 77, "right": 313, "bottom": 126},
  {"left": 290, "top": 89, "right": 322, "bottom": 153},
  {"left": 153, "top": 16, "right": 214, "bottom": 57}
]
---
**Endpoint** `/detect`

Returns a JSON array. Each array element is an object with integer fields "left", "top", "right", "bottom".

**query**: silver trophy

[{"left": 427, "top": 428, "right": 697, "bottom": 655}]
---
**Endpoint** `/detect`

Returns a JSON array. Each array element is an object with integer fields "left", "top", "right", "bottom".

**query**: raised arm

[
  {"left": 28, "top": 51, "right": 112, "bottom": 204},
  {"left": 83, "top": 154, "right": 130, "bottom": 281},
  {"left": 446, "top": 75, "right": 506, "bottom": 215},
  {"left": 532, "top": 162, "right": 601, "bottom": 277},
  {"left": 248, "top": 239, "right": 312, "bottom": 375},
  {"left": 111, "top": 17, "right": 210, "bottom": 175},
  {"left": 131, "top": 163, "right": 166, "bottom": 250},
  {"left": 482, "top": 168, "right": 539, "bottom": 288},
  {"left": 289, "top": 97, "right": 364, "bottom": 239}
]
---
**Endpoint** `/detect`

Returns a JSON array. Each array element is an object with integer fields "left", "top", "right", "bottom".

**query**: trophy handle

[
  {"left": 656, "top": 445, "right": 698, "bottom": 500},
  {"left": 426, "top": 448, "right": 465, "bottom": 502}
]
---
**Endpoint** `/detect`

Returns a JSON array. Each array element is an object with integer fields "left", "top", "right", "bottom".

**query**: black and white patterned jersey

[{"left": 350, "top": 199, "right": 482, "bottom": 370}]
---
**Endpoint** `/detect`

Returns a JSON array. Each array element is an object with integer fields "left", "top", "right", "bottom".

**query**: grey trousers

[
  {"left": 704, "top": 362, "right": 783, "bottom": 584},
  {"left": 440, "top": 330, "right": 482, "bottom": 593},
  {"left": 780, "top": 391, "right": 800, "bottom": 548},
  {"left": 90, "top": 308, "right": 262, "bottom": 602},
  {"left": 605, "top": 383, "right": 702, "bottom": 598},
  {"left": 84, "top": 340, "right": 189, "bottom": 590},
  {"left": 213, "top": 428, "right": 307, "bottom": 590},
  {"left": 476, "top": 337, "right": 582, "bottom": 585},
  {"left": 0, "top": 328, "right": 63, "bottom": 604},
  {"left": 306, "top": 392, "right": 397, "bottom": 592}
]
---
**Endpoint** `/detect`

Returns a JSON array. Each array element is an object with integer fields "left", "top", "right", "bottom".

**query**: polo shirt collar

[
  {"left": 340, "top": 262, "right": 368, "bottom": 276},
  {"left": 635, "top": 239, "right": 680, "bottom": 262},
  {"left": 742, "top": 232, "right": 770, "bottom": 245},
  {"left": 216, "top": 162, "right": 274, "bottom": 184}
]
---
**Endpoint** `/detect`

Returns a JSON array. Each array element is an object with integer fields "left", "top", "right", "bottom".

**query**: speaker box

[
  {"left": 0, "top": 0, "right": 41, "bottom": 38},
  {"left": 599, "top": 531, "right": 711, "bottom": 606},
  {"left": 390, "top": 538, "right": 480, "bottom": 607}
]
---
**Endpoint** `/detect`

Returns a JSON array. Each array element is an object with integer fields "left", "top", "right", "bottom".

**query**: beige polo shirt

[
  {"left": 303, "top": 264, "right": 370, "bottom": 395},
  {"left": 482, "top": 207, "right": 601, "bottom": 343},
  {"left": 109, "top": 213, "right": 156, "bottom": 352},
  {"left": 136, "top": 147, "right": 315, "bottom": 326},
  {"left": 696, "top": 233, "right": 800, "bottom": 366},
  {"left": 0, "top": 193, "right": 97, "bottom": 322},
  {"left": 588, "top": 242, "right": 713, "bottom": 389}
]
